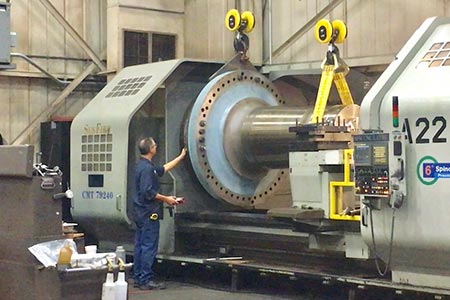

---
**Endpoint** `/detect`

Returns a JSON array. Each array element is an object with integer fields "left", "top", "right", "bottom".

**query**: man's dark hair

[{"left": 138, "top": 137, "right": 155, "bottom": 155}]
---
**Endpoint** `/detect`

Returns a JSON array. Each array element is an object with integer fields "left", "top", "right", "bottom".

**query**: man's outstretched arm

[{"left": 163, "top": 148, "right": 187, "bottom": 172}]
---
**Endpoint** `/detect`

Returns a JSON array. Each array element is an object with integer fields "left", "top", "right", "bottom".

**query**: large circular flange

[{"left": 187, "top": 70, "right": 289, "bottom": 208}]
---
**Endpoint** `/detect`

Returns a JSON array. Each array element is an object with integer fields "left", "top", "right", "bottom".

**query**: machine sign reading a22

[{"left": 402, "top": 116, "right": 447, "bottom": 144}]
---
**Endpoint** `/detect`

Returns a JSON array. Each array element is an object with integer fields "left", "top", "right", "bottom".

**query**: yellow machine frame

[{"left": 329, "top": 149, "right": 359, "bottom": 221}]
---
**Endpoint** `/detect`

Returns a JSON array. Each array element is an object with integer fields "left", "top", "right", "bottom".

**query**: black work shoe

[{"left": 139, "top": 281, "right": 167, "bottom": 290}]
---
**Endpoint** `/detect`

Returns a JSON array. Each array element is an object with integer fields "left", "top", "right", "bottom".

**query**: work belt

[{"left": 149, "top": 213, "right": 159, "bottom": 221}]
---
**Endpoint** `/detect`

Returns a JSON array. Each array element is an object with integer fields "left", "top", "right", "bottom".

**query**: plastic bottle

[
  {"left": 57, "top": 242, "right": 73, "bottom": 271},
  {"left": 115, "top": 259, "right": 128, "bottom": 300},
  {"left": 101, "top": 264, "right": 116, "bottom": 300},
  {"left": 115, "top": 246, "right": 126, "bottom": 265}
]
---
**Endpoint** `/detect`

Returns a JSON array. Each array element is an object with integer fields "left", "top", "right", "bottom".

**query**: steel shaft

[{"left": 225, "top": 105, "right": 359, "bottom": 172}]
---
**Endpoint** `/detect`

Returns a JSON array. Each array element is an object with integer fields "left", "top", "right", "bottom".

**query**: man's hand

[
  {"left": 164, "top": 148, "right": 188, "bottom": 172},
  {"left": 165, "top": 196, "right": 178, "bottom": 206},
  {"left": 179, "top": 148, "right": 187, "bottom": 159}
]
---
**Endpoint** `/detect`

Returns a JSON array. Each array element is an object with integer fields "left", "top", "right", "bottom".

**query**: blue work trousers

[{"left": 133, "top": 218, "right": 160, "bottom": 285}]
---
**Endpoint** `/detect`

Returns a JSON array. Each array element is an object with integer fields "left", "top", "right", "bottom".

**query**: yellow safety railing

[{"left": 329, "top": 149, "right": 360, "bottom": 221}]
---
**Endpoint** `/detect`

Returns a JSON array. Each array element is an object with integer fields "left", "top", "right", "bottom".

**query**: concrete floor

[
  {"left": 123, "top": 259, "right": 349, "bottom": 300},
  {"left": 128, "top": 280, "right": 300, "bottom": 300}
]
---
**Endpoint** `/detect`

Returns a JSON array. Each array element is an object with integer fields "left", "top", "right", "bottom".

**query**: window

[
  {"left": 152, "top": 34, "right": 176, "bottom": 62},
  {"left": 123, "top": 31, "right": 176, "bottom": 67},
  {"left": 124, "top": 31, "right": 149, "bottom": 67}
]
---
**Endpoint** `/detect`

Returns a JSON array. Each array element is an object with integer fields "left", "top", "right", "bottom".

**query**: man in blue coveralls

[{"left": 133, "top": 137, "right": 186, "bottom": 290}]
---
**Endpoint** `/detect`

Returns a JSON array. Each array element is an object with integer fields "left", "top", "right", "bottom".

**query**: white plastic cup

[
  {"left": 85, "top": 245, "right": 97, "bottom": 255},
  {"left": 115, "top": 246, "right": 126, "bottom": 264}
]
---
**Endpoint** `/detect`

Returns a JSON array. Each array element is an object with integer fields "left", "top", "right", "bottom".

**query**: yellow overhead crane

[
  {"left": 225, "top": 9, "right": 255, "bottom": 56},
  {"left": 311, "top": 19, "right": 354, "bottom": 123}
]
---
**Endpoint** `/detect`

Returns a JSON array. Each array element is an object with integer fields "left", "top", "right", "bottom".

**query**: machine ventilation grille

[
  {"left": 418, "top": 42, "right": 450, "bottom": 68},
  {"left": 80, "top": 133, "right": 113, "bottom": 172},
  {"left": 105, "top": 76, "right": 152, "bottom": 98}
]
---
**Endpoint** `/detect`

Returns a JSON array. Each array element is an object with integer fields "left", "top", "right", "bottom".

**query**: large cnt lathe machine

[{"left": 70, "top": 16, "right": 450, "bottom": 294}]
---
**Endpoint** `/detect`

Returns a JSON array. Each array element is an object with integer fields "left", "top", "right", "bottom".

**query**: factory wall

[
  {"left": 2, "top": 0, "right": 450, "bottom": 148},
  {"left": 265, "top": 0, "right": 450, "bottom": 65},
  {"left": 106, "top": 0, "right": 185, "bottom": 72},
  {"left": 0, "top": 0, "right": 106, "bottom": 146},
  {"left": 185, "top": 0, "right": 450, "bottom": 66},
  {"left": 184, "top": 0, "right": 263, "bottom": 64}
]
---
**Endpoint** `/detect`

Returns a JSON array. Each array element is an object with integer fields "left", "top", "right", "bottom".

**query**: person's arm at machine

[
  {"left": 163, "top": 148, "right": 187, "bottom": 172},
  {"left": 155, "top": 148, "right": 187, "bottom": 205},
  {"left": 155, "top": 193, "right": 177, "bottom": 206}
]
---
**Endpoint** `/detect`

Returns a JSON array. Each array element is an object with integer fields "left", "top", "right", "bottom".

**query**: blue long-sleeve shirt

[{"left": 133, "top": 158, "right": 165, "bottom": 222}]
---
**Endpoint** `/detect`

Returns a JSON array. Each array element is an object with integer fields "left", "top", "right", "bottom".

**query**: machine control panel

[{"left": 353, "top": 133, "right": 390, "bottom": 197}]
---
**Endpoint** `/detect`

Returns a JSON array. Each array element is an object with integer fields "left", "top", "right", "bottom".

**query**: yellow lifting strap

[
  {"left": 334, "top": 72, "right": 354, "bottom": 106},
  {"left": 311, "top": 55, "right": 354, "bottom": 123},
  {"left": 311, "top": 64, "right": 335, "bottom": 123}
]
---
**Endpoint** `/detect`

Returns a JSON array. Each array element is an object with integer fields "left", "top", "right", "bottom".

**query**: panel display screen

[
  {"left": 354, "top": 145, "right": 372, "bottom": 166},
  {"left": 353, "top": 134, "right": 390, "bottom": 197},
  {"left": 88, "top": 174, "right": 104, "bottom": 187},
  {"left": 373, "top": 145, "right": 388, "bottom": 165}
]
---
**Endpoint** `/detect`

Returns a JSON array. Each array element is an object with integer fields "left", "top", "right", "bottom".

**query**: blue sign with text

[{"left": 423, "top": 163, "right": 450, "bottom": 178}]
